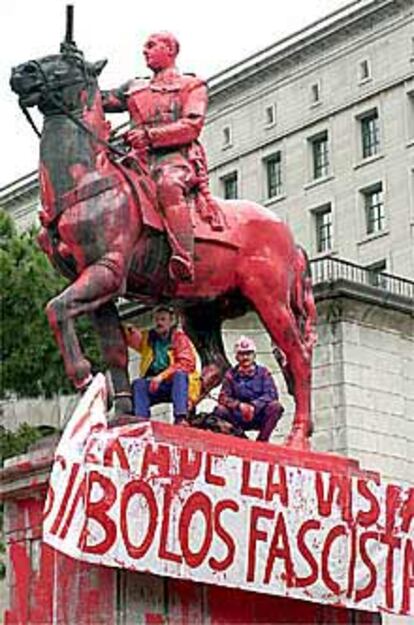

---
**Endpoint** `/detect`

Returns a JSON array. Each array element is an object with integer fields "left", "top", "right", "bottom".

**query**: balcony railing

[{"left": 310, "top": 256, "right": 414, "bottom": 301}]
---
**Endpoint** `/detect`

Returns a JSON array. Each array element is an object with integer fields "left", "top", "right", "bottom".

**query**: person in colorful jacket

[
  {"left": 123, "top": 306, "right": 200, "bottom": 424},
  {"left": 214, "top": 336, "right": 284, "bottom": 441}
]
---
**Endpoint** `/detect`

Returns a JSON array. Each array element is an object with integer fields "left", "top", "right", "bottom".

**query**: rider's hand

[
  {"left": 124, "top": 128, "right": 149, "bottom": 150},
  {"left": 149, "top": 375, "right": 163, "bottom": 394},
  {"left": 239, "top": 402, "right": 255, "bottom": 422}
]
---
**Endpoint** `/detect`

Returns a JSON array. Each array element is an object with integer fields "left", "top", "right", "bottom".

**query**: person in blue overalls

[{"left": 213, "top": 336, "right": 284, "bottom": 442}]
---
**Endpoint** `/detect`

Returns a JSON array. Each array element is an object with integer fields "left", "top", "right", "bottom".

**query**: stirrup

[{"left": 169, "top": 255, "right": 194, "bottom": 283}]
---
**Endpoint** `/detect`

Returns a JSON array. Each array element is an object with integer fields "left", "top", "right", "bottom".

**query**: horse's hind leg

[
  {"left": 91, "top": 301, "right": 132, "bottom": 415},
  {"left": 181, "top": 302, "right": 230, "bottom": 397},
  {"left": 241, "top": 274, "right": 312, "bottom": 450},
  {"left": 46, "top": 255, "right": 126, "bottom": 393}
]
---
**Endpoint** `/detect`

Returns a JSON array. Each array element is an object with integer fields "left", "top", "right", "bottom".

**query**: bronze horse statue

[{"left": 10, "top": 44, "right": 317, "bottom": 449}]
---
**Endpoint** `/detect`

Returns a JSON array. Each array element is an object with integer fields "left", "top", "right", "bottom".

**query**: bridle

[{"left": 18, "top": 56, "right": 125, "bottom": 158}]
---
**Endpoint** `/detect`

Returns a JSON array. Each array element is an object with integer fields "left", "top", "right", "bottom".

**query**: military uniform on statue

[{"left": 102, "top": 31, "right": 223, "bottom": 283}]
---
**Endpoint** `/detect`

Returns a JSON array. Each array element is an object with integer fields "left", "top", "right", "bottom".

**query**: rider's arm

[
  {"left": 147, "top": 80, "right": 208, "bottom": 148},
  {"left": 101, "top": 82, "right": 129, "bottom": 113}
]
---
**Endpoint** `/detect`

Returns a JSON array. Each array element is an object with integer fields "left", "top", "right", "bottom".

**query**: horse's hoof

[
  {"left": 76, "top": 373, "right": 93, "bottom": 393},
  {"left": 114, "top": 395, "right": 133, "bottom": 415},
  {"left": 108, "top": 415, "right": 146, "bottom": 428},
  {"left": 284, "top": 429, "right": 311, "bottom": 451}
]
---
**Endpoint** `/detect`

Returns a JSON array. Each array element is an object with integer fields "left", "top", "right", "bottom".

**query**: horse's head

[{"left": 10, "top": 48, "right": 107, "bottom": 114}]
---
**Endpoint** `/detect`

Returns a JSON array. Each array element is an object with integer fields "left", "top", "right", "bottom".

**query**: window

[
  {"left": 359, "top": 59, "right": 371, "bottom": 82},
  {"left": 314, "top": 205, "right": 333, "bottom": 253},
  {"left": 367, "top": 260, "right": 387, "bottom": 289},
  {"left": 360, "top": 110, "right": 380, "bottom": 158},
  {"left": 407, "top": 90, "right": 414, "bottom": 140},
  {"left": 310, "top": 132, "right": 329, "bottom": 179},
  {"left": 310, "top": 82, "right": 320, "bottom": 105},
  {"left": 222, "top": 125, "right": 232, "bottom": 149},
  {"left": 363, "top": 183, "right": 385, "bottom": 235},
  {"left": 264, "top": 104, "right": 276, "bottom": 127},
  {"left": 265, "top": 152, "right": 282, "bottom": 199},
  {"left": 222, "top": 172, "right": 238, "bottom": 199}
]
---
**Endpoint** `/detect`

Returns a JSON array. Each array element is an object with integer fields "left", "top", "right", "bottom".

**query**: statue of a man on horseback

[
  {"left": 102, "top": 31, "right": 223, "bottom": 283},
  {"left": 10, "top": 9, "right": 317, "bottom": 449}
]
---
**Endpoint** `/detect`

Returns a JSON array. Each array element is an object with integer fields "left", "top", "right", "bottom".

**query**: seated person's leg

[
  {"left": 256, "top": 400, "right": 284, "bottom": 442},
  {"left": 171, "top": 370, "right": 189, "bottom": 424},
  {"left": 213, "top": 404, "right": 244, "bottom": 429},
  {"left": 132, "top": 378, "right": 151, "bottom": 418}
]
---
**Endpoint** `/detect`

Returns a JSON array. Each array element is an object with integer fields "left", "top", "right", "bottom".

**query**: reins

[{"left": 19, "top": 57, "right": 126, "bottom": 159}]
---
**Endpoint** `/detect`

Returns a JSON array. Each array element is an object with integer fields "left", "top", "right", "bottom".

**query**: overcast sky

[{"left": 1, "top": 0, "right": 354, "bottom": 187}]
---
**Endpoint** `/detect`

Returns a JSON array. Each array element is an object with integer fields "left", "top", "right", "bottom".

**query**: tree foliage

[{"left": 0, "top": 210, "right": 102, "bottom": 398}]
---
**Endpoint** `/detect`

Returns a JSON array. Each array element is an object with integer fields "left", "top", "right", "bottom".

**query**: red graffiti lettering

[
  {"left": 179, "top": 492, "right": 213, "bottom": 568},
  {"left": 265, "top": 465, "right": 288, "bottom": 507},
  {"left": 296, "top": 519, "right": 321, "bottom": 588},
  {"left": 49, "top": 462, "right": 80, "bottom": 535},
  {"left": 381, "top": 532, "right": 401, "bottom": 610},
  {"left": 209, "top": 499, "right": 239, "bottom": 572},
  {"left": 178, "top": 448, "right": 202, "bottom": 480},
  {"left": 356, "top": 479, "right": 380, "bottom": 527},
  {"left": 103, "top": 438, "right": 130, "bottom": 471},
  {"left": 241, "top": 461, "right": 264, "bottom": 499},
  {"left": 247, "top": 506, "right": 274, "bottom": 582},
  {"left": 401, "top": 488, "right": 414, "bottom": 533},
  {"left": 120, "top": 480, "right": 158, "bottom": 559},
  {"left": 315, "top": 473, "right": 352, "bottom": 523},
  {"left": 355, "top": 531, "right": 379, "bottom": 602},
  {"left": 80, "top": 471, "right": 117, "bottom": 554},
  {"left": 158, "top": 485, "right": 182, "bottom": 564},
  {"left": 402, "top": 539, "right": 414, "bottom": 614},
  {"left": 321, "top": 525, "right": 347, "bottom": 595},
  {"left": 385, "top": 484, "right": 402, "bottom": 533},
  {"left": 205, "top": 453, "right": 226, "bottom": 487},
  {"left": 264, "top": 511, "right": 294, "bottom": 586},
  {"left": 141, "top": 443, "right": 170, "bottom": 478}
]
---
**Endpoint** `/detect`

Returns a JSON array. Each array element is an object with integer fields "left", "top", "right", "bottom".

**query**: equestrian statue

[{"left": 10, "top": 8, "right": 317, "bottom": 449}]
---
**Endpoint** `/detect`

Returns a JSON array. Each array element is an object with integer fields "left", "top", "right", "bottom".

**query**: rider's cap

[{"left": 234, "top": 335, "right": 256, "bottom": 354}]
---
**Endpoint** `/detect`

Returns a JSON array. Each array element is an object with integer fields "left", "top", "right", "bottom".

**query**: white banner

[{"left": 43, "top": 374, "right": 414, "bottom": 616}]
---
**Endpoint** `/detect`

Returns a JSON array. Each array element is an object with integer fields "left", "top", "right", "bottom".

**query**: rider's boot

[{"left": 163, "top": 202, "right": 195, "bottom": 282}]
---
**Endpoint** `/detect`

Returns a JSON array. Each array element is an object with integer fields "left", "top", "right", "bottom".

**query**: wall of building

[{"left": 204, "top": 0, "right": 414, "bottom": 280}]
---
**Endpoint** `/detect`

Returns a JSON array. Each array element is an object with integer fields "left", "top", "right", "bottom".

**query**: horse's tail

[{"left": 291, "top": 246, "right": 317, "bottom": 355}]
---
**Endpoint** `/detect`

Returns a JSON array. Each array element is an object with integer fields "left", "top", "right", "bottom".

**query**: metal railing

[{"left": 310, "top": 256, "right": 414, "bottom": 300}]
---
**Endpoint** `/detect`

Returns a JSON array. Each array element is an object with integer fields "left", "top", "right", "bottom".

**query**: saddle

[{"left": 117, "top": 159, "right": 240, "bottom": 249}]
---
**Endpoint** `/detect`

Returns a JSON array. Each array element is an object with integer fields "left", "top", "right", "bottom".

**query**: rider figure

[{"left": 102, "top": 32, "right": 221, "bottom": 283}]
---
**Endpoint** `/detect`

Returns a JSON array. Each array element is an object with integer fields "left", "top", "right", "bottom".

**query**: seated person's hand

[
  {"left": 124, "top": 128, "right": 149, "bottom": 150},
  {"left": 149, "top": 374, "right": 163, "bottom": 394},
  {"left": 123, "top": 324, "right": 142, "bottom": 348},
  {"left": 239, "top": 402, "right": 255, "bottom": 422}
]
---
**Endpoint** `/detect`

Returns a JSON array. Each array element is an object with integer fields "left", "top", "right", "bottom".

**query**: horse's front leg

[
  {"left": 46, "top": 255, "right": 126, "bottom": 392},
  {"left": 91, "top": 301, "right": 133, "bottom": 415}
]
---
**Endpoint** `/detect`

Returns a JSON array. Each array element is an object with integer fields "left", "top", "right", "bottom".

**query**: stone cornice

[
  {"left": 206, "top": 11, "right": 413, "bottom": 123},
  {"left": 0, "top": 172, "right": 38, "bottom": 207},
  {"left": 208, "top": 0, "right": 412, "bottom": 103},
  {"left": 207, "top": 69, "right": 414, "bottom": 171},
  {"left": 314, "top": 280, "right": 414, "bottom": 317}
]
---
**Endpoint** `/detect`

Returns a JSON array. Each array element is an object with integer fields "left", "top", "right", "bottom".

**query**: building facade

[{"left": 204, "top": 0, "right": 414, "bottom": 280}]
